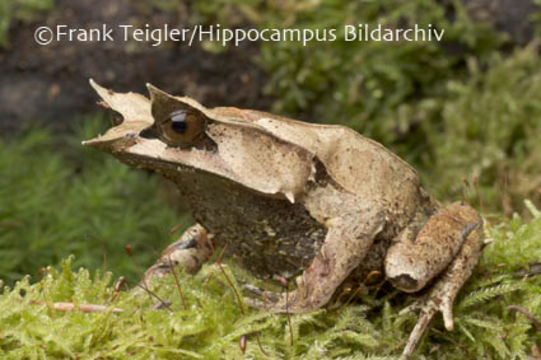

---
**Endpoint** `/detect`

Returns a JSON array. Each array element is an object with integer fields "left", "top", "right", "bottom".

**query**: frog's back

[{"left": 216, "top": 108, "right": 424, "bottom": 216}]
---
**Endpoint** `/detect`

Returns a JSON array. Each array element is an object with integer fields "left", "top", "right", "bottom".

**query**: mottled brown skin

[{"left": 84, "top": 80, "right": 484, "bottom": 359}]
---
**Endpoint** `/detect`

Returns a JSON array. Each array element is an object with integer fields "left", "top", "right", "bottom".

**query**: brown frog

[{"left": 84, "top": 80, "right": 484, "bottom": 358}]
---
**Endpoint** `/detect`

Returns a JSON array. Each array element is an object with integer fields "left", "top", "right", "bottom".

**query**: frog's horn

[
  {"left": 146, "top": 83, "right": 213, "bottom": 122},
  {"left": 83, "top": 79, "right": 153, "bottom": 150}
]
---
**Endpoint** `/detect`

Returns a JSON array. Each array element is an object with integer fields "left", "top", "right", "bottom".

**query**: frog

[{"left": 83, "top": 79, "right": 484, "bottom": 358}]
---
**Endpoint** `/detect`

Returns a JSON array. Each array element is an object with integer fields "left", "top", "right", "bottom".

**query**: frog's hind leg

[
  {"left": 384, "top": 202, "right": 484, "bottom": 359},
  {"left": 141, "top": 224, "right": 212, "bottom": 285},
  {"left": 245, "top": 199, "right": 386, "bottom": 313}
]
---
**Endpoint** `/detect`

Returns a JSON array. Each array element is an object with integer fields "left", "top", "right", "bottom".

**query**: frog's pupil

[{"left": 170, "top": 111, "right": 187, "bottom": 134}]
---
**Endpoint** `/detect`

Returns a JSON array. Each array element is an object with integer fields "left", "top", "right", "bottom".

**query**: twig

[
  {"left": 168, "top": 223, "right": 185, "bottom": 238},
  {"left": 215, "top": 245, "right": 268, "bottom": 357},
  {"left": 30, "top": 300, "right": 123, "bottom": 313},
  {"left": 276, "top": 276, "right": 293, "bottom": 346},
  {"left": 507, "top": 305, "right": 541, "bottom": 332},
  {"left": 216, "top": 244, "right": 244, "bottom": 315},
  {"left": 461, "top": 178, "right": 470, "bottom": 203},
  {"left": 255, "top": 332, "right": 268, "bottom": 356},
  {"left": 514, "top": 262, "right": 541, "bottom": 279},
  {"left": 0, "top": 220, "right": 22, "bottom": 228},
  {"left": 125, "top": 244, "right": 147, "bottom": 289},
  {"left": 136, "top": 285, "right": 171, "bottom": 311},
  {"left": 130, "top": 281, "right": 173, "bottom": 312},
  {"left": 472, "top": 175, "right": 486, "bottom": 215},
  {"left": 112, "top": 276, "right": 127, "bottom": 300},
  {"left": 341, "top": 285, "right": 364, "bottom": 309},
  {"left": 167, "top": 255, "right": 188, "bottom": 310},
  {"left": 102, "top": 242, "right": 108, "bottom": 274}
]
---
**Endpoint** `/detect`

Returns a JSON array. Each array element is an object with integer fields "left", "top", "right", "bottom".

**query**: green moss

[
  {"left": 0, "top": 0, "right": 54, "bottom": 48},
  {"left": 422, "top": 47, "right": 541, "bottom": 214},
  {"left": 0, "top": 117, "right": 188, "bottom": 285},
  {"left": 1, "top": 206, "right": 540, "bottom": 359}
]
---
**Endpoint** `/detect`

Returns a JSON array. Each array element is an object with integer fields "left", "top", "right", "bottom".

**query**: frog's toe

[
  {"left": 441, "top": 298, "right": 454, "bottom": 331},
  {"left": 243, "top": 292, "right": 295, "bottom": 312},
  {"left": 401, "top": 295, "right": 455, "bottom": 359},
  {"left": 243, "top": 287, "right": 323, "bottom": 313},
  {"left": 400, "top": 296, "right": 454, "bottom": 331},
  {"left": 243, "top": 284, "right": 281, "bottom": 302},
  {"left": 402, "top": 304, "right": 437, "bottom": 360}
]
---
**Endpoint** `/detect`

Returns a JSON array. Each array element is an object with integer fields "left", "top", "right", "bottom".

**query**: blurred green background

[{"left": 1, "top": 0, "right": 541, "bottom": 285}]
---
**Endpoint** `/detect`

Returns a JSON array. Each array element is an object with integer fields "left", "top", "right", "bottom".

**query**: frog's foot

[
  {"left": 141, "top": 224, "right": 212, "bottom": 286},
  {"left": 243, "top": 272, "right": 331, "bottom": 313},
  {"left": 400, "top": 295, "right": 452, "bottom": 360},
  {"left": 398, "top": 208, "right": 484, "bottom": 359}
]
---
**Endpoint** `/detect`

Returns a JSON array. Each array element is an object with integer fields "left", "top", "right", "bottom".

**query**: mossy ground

[{"left": 1, "top": 207, "right": 540, "bottom": 359}]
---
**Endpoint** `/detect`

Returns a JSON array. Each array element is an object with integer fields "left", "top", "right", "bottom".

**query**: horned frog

[{"left": 84, "top": 80, "right": 484, "bottom": 358}]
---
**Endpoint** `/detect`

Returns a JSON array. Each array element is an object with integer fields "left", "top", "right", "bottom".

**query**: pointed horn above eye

[{"left": 146, "top": 82, "right": 170, "bottom": 101}]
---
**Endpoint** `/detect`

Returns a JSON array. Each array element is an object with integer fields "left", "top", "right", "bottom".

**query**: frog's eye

[
  {"left": 159, "top": 109, "right": 206, "bottom": 147},
  {"left": 170, "top": 110, "right": 189, "bottom": 134}
]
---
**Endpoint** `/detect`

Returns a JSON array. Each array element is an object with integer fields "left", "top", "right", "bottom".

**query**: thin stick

[
  {"left": 472, "top": 175, "right": 486, "bottom": 214},
  {"left": 132, "top": 282, "right": 173, "bottom": 312},
  {"left": 507, "top": 305, "right": 541, "bottom": 332},
  {"left": 277, "top": 276, "right": 293, "bottom": 346},
  {"left": 461, "top": 178, "right": 470, "bottom": 202},
  {"left": 0, "top": 220, "right": 22, "bottom": 228},
  {"left": 263, "top": 280, "right": 269, "bottom": 311},
  {"left": 125, "top": 245, "right": 146, "bottom": 286},
  {"left": 286, "top": 286, "right": 293, "bottom": 346},
  {"left": 255, "top": 333, "right": 268, "bottom": 356},
  {"left": 112, "top": 276, "right": 127, "bottom": 300},
  {"left": 102, "top": 242, "right": 108, "bottom": 274},
  {"left": 30, "top": 300, "right": 123, "bottom": 313},
  {"left": 215, "top": 245, "right": 268, "bottom": 357},
  {"left": 341, "top": 285, "right": 364, "bottom": 309},
  {"left": 167, "top": 255, "right": 188, "bottom": 310},
  {"left": 513, "top": 262, "right": 541, "bottom": 279},
  {"left": 168, "top": 223, "right": 185, "bottom": 238},
  {"left": 216, "top": 244, "right": 245, "bottom": 315},
  {"left": 125, "top": 244, "right": 151, "bottom": 302}
]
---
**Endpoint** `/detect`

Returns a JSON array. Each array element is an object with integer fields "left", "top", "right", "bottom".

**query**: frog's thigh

[
  {"left": 246, "top": 202, "right": 386, "bottom": 313},
  {"left": 142, "top": 224, "right": 212, "bottom": 285},
  {"left": 385, "top": 202, "right": 482, "bottom": 293}
]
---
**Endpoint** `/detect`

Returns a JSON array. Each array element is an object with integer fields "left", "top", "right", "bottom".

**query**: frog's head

[{"left": 83, "top": 80, "right": 315, "bottom": 202}]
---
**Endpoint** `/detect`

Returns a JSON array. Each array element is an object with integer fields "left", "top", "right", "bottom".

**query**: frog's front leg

[
  {"left": 384, "top": 202, "right": 483, "bottom": 359},
  {"left": 245, "top": 199, "right": 386, "bottom": 313},
  {"left": 142, "top": 224, "right": 212, "bottom": 285}
]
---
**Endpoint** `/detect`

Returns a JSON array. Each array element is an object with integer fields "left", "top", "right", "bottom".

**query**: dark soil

[
  {"left": 0, "top": 0, "right": 272, "bottom": 134},
  {"left": 0, "top": 0, "right": 537, "bottom": 134}
]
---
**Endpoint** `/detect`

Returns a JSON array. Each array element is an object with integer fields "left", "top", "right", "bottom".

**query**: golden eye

[{"left": 160, "top": 109, "right": 205, "bottom": 147}]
